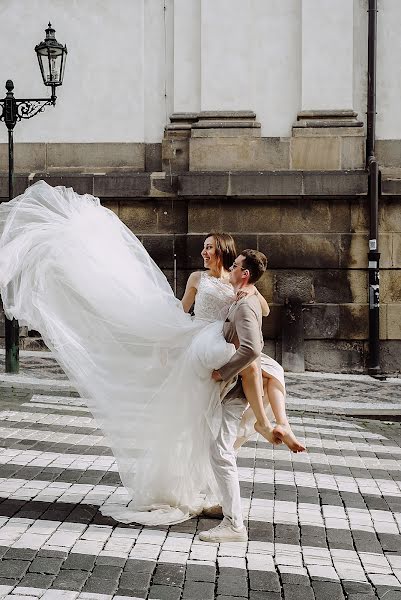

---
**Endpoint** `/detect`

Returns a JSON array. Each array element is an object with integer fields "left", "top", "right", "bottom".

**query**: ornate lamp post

[{"left": 0, "top": 24, "right": 67, "bottom": 374}]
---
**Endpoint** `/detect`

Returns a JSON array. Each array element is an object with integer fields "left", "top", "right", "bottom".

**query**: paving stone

[
  {"left": 218, "top": 568, "right": 246, "bottom": 578},
  {"left": 185, "top": 563, "right": 216, "bottom": 582},
  {"left": 62, "top": 554, "right": 96, "bottom": 571},
  {"left": 153, "top": 563, "right": 185, "bottom": 586},
  {"left": 148, "top": 584, "right": 182, "bottom": 600},
  {"left": 123, "top": 559, "right": 156, "bottom": 574},
  {"left": 18, "top": 572, "right": 55, "bottom": 589},
  {"left": 0, "top": 560, "right": 30, "bottom": 579},
  {"left": 282, "top": 584, "right": 315, "bottom": 600},
  {"left": 249, "top": 571, "right": 281, "bottom": 592},
  {"left": 378, "top": 534, "right": 401, "bottom": 552},
  {"left": 280, "top": 574, "right": 311, "bottom": 586},
  {"left": 347, "top": 595, "right": 377, "bottom": 600},
  {"left": 91, "top": 565, "right": 123, "bottom": 580},
  {"left": 312, "top": 580, "right": 345, "bottom": 600},
  {"left": 119, "top": 572, "right": 152, "bottom": 594},
  {"left": 217, "top": 575, "right": 248, "bottom": 597},
  {"left": 342, "top": 581, "right": 376, "bottom": 595},
  {"left": 82, "top": 576, "right": 119, "bottom": 595},
  {"left": 51, "top": 569, "right": 89, "bottom": 591},
  {"left": 3, "top": 549, "right": 37, "bottom": 561},
  {"left": 249, "top": 592, "right": 281, "bottom": 600},
  {"left": 95, "top": 555, "right": 126, "bottom": 567},
  {"left": 29, "top": 557, "right": 64, "bottom": 575},
  {"left": 183, "top": 580, "right": 215, "bottom": 599},
  {"left": 376, "top": 589, "right": 401, "bottom": 600},
  {"left": 0, "top": 577, "right": 20, "bottom": 588}
]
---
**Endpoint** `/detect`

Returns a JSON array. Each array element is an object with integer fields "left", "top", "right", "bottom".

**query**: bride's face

[{"left": 201, "top": 236, "right": 221, "bottom": 270}]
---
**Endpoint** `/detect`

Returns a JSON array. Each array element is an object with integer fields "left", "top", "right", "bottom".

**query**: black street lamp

[{"left": 0, "top": 23, "right": 67, "bottom": 374}]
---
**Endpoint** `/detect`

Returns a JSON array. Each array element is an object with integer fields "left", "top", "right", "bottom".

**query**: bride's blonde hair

[{"left": 206, "top": 232, "right": 237, "bottom": 271}]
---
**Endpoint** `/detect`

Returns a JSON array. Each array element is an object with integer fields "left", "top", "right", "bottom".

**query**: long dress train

[{"left": 0, "top": 181, "right": 235, "bottom": 525}]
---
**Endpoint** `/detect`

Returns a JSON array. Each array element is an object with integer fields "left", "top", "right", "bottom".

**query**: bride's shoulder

[{"left": 186, "top": 270, "right": 202, "bottom": 290}]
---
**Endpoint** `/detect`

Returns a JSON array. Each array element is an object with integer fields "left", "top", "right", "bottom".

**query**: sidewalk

[{"left": 1, "top": 350, "right": 400, "bottom": 417}]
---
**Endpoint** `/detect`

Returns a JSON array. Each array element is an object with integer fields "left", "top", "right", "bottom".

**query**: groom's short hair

[{"left": 240, "top": 249, "right": 267, "bottom": 284}]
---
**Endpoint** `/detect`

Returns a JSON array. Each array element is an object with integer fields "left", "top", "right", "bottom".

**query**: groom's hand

[{"left": 212, "top": 370, "right": 223, "bottom": 381}]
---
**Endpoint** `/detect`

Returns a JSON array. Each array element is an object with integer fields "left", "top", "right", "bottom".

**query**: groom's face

[{"left": 229, "top": 255, "right": 247, "bottom": 286}]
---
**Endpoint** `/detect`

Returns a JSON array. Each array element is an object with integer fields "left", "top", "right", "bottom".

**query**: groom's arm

[{"left": 217, "top": 303, "right": 261, "bottom": 382}]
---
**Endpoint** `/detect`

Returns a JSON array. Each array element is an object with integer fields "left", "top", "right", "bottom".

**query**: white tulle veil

[{"left": 0, "top": 181, "right": 235, "bottom": 524}]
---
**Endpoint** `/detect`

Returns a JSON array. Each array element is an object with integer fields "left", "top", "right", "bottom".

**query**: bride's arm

[
  {"left": 255, "top": 288, "right": 270, "bottom": 317},
  {"left": 181, "top": 271, "right": 201, "bottom": 313}
]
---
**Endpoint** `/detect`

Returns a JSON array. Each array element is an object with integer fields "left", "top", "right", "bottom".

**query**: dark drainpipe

[{"left": 366, "top": 0, "right": 380, "bottom": 376}]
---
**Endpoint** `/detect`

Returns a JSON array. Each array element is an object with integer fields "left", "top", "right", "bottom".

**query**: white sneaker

[{"left": 199, "top": 517, "right": 248, "bottom": 542}]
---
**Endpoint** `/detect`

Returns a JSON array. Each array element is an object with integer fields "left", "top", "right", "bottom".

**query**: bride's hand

[
  {"left": 236, "top": 286, "right": 257, "bottom": 302},
  {"left": 236, "top": 290, "right": 248, "bottom": 302}
]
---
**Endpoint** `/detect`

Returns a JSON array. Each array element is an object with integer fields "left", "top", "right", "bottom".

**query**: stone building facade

[{"left": 0, "top": 0, "right": 400, "bottom": 373}]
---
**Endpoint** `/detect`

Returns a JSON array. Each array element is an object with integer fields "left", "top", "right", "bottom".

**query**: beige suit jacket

[{"left": 218, "top": 294, "right": 264, "bottom": 398}]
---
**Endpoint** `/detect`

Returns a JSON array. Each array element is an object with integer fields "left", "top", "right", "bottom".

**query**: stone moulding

[{"left": 0, "top": 170, "right": 368, "bottom": 200}]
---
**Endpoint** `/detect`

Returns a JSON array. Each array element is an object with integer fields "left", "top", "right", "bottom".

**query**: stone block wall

[{"left": 0, "top": 172, "right": 400, "bottom": 374}]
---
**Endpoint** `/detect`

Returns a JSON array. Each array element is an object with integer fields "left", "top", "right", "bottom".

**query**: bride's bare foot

[
  {"left": 254, "top": 422, "right": 282, "bottom": 445},
  {"left": 273, "top": 424, "right": 306, "bottom": 453}
]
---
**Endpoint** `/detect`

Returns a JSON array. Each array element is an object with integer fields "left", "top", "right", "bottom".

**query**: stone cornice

[{"left": 0, "top": 170, "right": 371, "bottom": 201}]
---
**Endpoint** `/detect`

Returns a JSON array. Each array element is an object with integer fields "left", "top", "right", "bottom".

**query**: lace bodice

[{"left": 193, "top": 271, "right": 235, "bottom": 323}]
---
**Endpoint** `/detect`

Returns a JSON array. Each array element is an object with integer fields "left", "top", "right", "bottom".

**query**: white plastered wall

[{"left": 0, "top": 0, "right": 400, "bottom": 143}]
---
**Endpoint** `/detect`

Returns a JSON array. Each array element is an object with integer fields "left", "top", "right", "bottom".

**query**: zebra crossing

[{"left": 0, "top": 391, "right": 400, "bottom": 599}]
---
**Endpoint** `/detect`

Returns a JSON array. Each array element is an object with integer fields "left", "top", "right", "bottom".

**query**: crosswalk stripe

[
  {"left": 0, "top": 410, "right": 386, "bottom": 440},
  {"left": 242, "top": 466, "right": 401, "bottom": 496},
  {"left": 0, "top": 435, "right": 400, "bottom": 473},
  {"left": 0, "top": 477, "right": 399, "bottom": 535},
  {"left": 289, "top": 416, "right": 364, "bottom": 429},
  {"left": 30, "top": 395, "right": 87, "bottom": 407},
  {"left": 0, "top": 444, "right": 399, "bottom": 495},
  {"left": 28, "top": 397, "right": 366, "bottom": 430},
  {"left": 0, "top": 426, "right": 105, "bottom": 446},
  {"left": 0, "top": 424, "right": 397, "bottom": 457},
  {"left": 0, "top": 411, "right": 99, "bottom": 430},
  {"left": 2, "top": 515, "right": 401, "bottom": 584},
  {"left": 24, "top": 402, "right": 91, "bottom": 413},
  {"left": 241, "top": 446, "right": 401, "bottom": 470}
]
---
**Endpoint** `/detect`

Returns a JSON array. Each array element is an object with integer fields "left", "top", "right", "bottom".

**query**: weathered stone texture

[
  {"left": 339, "top": 233, "right": 393, "bottom": 268},
  {"left": 259, "top": 234, "right": 341, "bottom": 269},
  {"left": 380, "top": 341, "right": 401, "bottom": 373},
  {"left": 387, "top": 304, "right": 401, "bottom": 339},
  {"left": 0, "top": 143, "right": 47, "bottom": 172},
  {"left": 377, "top": 140, "right": 401, "bottom": 168},
  {"left": 291, "top": 137, "right": 341, "bottom": 170},
  {"left": 0, "top": 171, "right": 400, "bottom": 373},
  {"left": 189, "top": 137, "right": 290, "bottom": 171},
  {"left": 379, "top": 201, "right": 401, "bottom": 233},
  {"left": 188, "top": 199, "right": 352, "bottom": 235},
  {"left": 305, "top": 340, "right": 366, "bottom": 373}
]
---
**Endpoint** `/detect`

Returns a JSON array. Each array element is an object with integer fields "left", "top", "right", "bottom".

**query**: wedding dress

[
  {"left": 0, "top": 180, "right": 285, "bottom": 525},
  {"left": 0, "top": 181, "right": 235, "bottom": 525}
]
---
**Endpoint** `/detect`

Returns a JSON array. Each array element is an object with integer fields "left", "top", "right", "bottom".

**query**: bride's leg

[
  {"left": 239, "top": 362, "right": 279, "bottom": 445},
  {"left": 263, "top": 374, "right": 306, "bottom": 453}
]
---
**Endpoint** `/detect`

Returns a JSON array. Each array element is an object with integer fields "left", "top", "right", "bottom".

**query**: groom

[{"left": 199, "top": 248, "right": 268, "bottom": 543}]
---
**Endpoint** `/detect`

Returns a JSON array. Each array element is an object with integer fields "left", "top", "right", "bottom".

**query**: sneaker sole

[{"left": 199, "top": 532, "right": 248, "bottom": 543}]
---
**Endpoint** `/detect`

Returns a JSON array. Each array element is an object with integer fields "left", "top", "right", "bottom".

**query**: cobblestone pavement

[
  {"left": 1, "top": 350, "right": 400, "bottom": 415},
  {"left": 0, "top": 352, "right": 67, "bottom": 382},
  {"left": 0, "top": 388, "right": 401, "bottom": 599}
]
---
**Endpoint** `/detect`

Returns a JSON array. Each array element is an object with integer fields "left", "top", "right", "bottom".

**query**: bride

[
  {"left": 0, "top": 181, "right": 299, "bottom": 527},
  {"left": 183, "top": 232, "right": 304, "bottom": 453}
]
